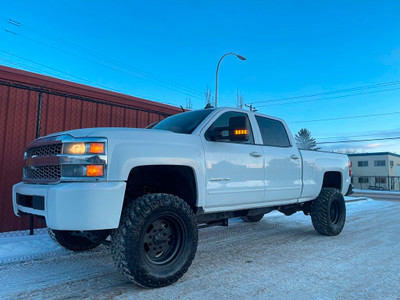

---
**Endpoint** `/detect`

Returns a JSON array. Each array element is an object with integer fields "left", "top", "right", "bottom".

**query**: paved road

[
  {"left": 353, "top": 191, "right": 400, "bottom": 201},
  {"left": 1, "top": 199, "right": 399, "bottom": 299}
]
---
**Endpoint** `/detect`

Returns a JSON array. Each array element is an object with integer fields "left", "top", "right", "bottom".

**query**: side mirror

[
  {"left": 228, "top": 116, "right": 249, "bottom": 142},
  {"left": 206, "top": 115, "right": 251, "bottom": 142}
]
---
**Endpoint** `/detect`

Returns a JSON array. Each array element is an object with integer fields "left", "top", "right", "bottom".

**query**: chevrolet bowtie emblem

[{"left": 27, "top": 157, "right": 32, "bottom": 167}]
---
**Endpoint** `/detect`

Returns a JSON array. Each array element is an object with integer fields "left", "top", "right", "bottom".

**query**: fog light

[
  {"left": 86, "top": 165, "right": 104, "bottom": 177},
  {"left": 62, "top": 165, "right": 86, "bottom": 177}
]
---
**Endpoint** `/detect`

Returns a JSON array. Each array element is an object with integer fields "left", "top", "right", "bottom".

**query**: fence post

[{"left": 29, "top": 92, "right": 43, "bottom": 236}]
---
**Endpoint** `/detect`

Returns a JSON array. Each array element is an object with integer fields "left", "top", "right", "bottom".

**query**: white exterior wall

[{"left": 349, "top": 152, "right": 400, "bottom": 191}]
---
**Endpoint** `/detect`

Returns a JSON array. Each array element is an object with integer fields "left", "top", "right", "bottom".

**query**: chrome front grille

[
  {"left": 22, "top": 135, "right": 107, "bottom": 184},
  {"left": 24, "top": 165, "right": 61, "bottom": 181},
  {"left": 24, "top": 142, "right": 63, "bottom": 183},
  {"left": 26, "top": 144, "right": 62, "bottom": 157}
]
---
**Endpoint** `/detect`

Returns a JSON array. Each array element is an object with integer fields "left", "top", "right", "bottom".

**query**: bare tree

[
  {"left": 236, "top": 89, "right": 244, "bottom": 109},
  {"left": 186, "top": 98, "right": 192, "bottom": 110},
  {"left": 204, "top": 86, "right": 214, "bottom": 106}
]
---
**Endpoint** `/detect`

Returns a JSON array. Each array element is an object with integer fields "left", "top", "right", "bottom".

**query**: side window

[
  {"left": 255, "top": 116, "right": 291, "bottom": 147},
  {"left": 205, "top": 112, "right": 254, "bottom": 144}
]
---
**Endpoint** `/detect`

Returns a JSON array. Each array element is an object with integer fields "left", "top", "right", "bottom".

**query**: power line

[
  {"left": 317, "top": 136, "right": 400, "bottom": 145},
  {"left": 288, "top": 111, "right": 400, "bottom": 124},
  {"left": 0, "top": 17, "right": 208, "bottom": 102},
  {"left": 257, "top": 86, "right": 400, "bottom": 107},
  {"left": 316, "top": 131, "right": 400, "bottom": 141},
  {"left": 253, "top": 80, "right": 400, "bottom": 104},
  {"left": 0, "top": 49, "right": 119, "bottom": 92},
  {"left": 1, "top": 16, "right": 204, "bottom": 96}
]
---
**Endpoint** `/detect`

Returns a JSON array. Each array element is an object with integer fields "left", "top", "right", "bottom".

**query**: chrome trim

[
  {"left": 24, "top": 155, "right": 107, "bottom": 167},
  {"left": 23, "top": 135, "right": 108, "bottom": 184}
]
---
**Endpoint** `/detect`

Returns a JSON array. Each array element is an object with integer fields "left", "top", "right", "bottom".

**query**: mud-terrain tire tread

[
  {"left": 48, "top": 229, "right": 100, "bottom": 251},
  {"left": 310, "top": 187, "right": 346, "bottom": 236},
  {"left": 110, "top": 193, "right": 198, "bottom": 288}
]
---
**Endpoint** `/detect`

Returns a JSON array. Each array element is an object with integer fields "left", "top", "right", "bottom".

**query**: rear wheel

[
  {"left": 49, "top": 229, "right": 104, "bottom": 251},
  {"left": 310, "top": 188, "right": 346, "bottom": 236},
  {"left": 241, "top": 214, "right": 264, "bottom": 223},
  {"left": 111, "top": 193, "right": 198, "bottom": 288}
]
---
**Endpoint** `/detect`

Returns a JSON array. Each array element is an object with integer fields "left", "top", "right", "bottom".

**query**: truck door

[
  {"left": 255, "top": 115, "right": 302, "bottom": 203},
  {"left": 201, "top": 111, "right": 265, "bottom": 211}
]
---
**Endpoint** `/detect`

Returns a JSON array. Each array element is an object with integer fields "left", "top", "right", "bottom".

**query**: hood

[{"left": 43, "top": 127, "right": 193, "bottom": 141}]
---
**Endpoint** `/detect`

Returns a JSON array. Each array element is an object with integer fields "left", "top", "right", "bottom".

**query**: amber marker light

[
  {"left": 234, "top": 129, "right": 248, "bottom": 135},
  {"left": 64, "top": 143, "right": 86, "bottom": 155},
  {"left": 89, "top": 143, "right": 105, "bottom": 154},
  {"left": 86, "top": 165, "right": 104, "bottom": 177}
]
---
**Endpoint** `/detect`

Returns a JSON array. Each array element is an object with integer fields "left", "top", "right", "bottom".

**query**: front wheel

[
  {"left": 310, "top": 188, "right": 346, "bottom": 236},
  {"left": 111, "top": 193, "right": 198, "bottom": 288},
  {"left": 48, "top": 229, "right": 103, "bottom": 251}
]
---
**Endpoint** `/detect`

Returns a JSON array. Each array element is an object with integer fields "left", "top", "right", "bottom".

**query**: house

[{"left": 348, "top": 152, "right": 400, "bottom": 191}]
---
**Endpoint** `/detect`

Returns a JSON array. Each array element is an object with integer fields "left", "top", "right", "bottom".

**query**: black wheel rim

[
  {"left": 330, "top": 200, "right": 341, "bottom": 224},
  {"left": 142, "top": 214, "right": 184, "bottom": 266}
]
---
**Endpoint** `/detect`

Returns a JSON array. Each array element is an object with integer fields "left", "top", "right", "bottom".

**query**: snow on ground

[
  {"left": 0, "top": 197, "right": 366, "bottom": 264},
  {"left": 0, "top": 233, "right": 66, "bottom": 264},
  {"left": 353, "top": 188, "right": 400, "bottom": 195},
  {"left": 0, "top": 198, "right": 399, "bottom": 299}
]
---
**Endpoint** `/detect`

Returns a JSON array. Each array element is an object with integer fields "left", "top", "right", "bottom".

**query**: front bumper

[{"left": 13, "top": 181, "right": 126, "bottom": 231}]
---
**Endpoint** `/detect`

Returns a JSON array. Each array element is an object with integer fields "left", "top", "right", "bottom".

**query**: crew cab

[{"left": 13, "top": 107, "right": 351, "bottom": 288}]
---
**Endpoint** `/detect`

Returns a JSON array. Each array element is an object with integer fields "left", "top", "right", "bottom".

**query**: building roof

[
  {"left": 0, "top": 65, "right": 182, "bottom": 115},
  {"left": 348, "top": 152, "right": 400, "bottom": 158}
]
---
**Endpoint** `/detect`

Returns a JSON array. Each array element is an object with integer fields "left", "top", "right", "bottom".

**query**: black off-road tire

[
  {"left": 310, "top": 188, "right": 346, "bottom": 236},
  {"left": 241, "top": 214, "right": 264, "bottom": 223},
  {"left": 48, "top": 229, "right": 101, "bottom": 251},
  {"left": 111, "top": 193, "right": 198, "bottom": 288}
]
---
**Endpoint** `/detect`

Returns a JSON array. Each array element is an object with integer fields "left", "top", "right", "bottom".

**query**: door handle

[
  {"left": 290, "top": 154, "right": 299, "bottom": 160},
  {"left": 250, "top": 152, "right": 262, "bottom": 158}
]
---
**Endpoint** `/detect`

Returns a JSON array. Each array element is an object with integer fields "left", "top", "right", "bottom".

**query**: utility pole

[{"left": 245, "top": 103, "right": 257, "bottom": 112}]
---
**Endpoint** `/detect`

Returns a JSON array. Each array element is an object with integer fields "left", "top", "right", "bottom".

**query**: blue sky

[{"left": 1, "top": 1, "right": 400, "bottom": 153}]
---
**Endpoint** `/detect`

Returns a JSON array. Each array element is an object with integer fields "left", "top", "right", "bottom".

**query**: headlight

[{"left": 63, "top": 142, "right": 105, "bottom": 155}]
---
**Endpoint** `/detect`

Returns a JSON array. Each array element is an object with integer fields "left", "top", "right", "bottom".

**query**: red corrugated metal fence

[{"left": 0, "top": 65, "right": 182, "bottom": 233}]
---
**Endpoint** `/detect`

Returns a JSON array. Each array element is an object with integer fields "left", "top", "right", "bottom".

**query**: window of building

[
  {"left": 390, "top": 160, "right": 394, "bottom": 167},
  {"left": 375, "top": 177, "right": 386, "bottom": 184},
  {"left": 358, "top": 161, "right": 368, "bottom": 167},
  {"left": 255, "top": 116, "right": 291, "bottom": 147},
  {"left": 374, "top": 160, "right": 386, "bottom": 167},
  {"left": 358, "top": 177, "right": 369, "bottom": 184},
  {"left": 205, "top": 111, "right": 254, "bottom": 144}
]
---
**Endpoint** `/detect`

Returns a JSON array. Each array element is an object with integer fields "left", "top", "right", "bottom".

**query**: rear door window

[{"left": 255, "top": 116, "right": 291, "bottom": 147}]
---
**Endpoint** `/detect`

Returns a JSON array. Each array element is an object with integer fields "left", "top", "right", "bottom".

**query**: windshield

[{"left": 153, "top": 109, "right": 214, "bottom": 134}]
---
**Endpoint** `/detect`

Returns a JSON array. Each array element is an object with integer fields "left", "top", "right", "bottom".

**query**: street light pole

[{"left": 215, "top": 52, "right": 246, "bottom": 107}]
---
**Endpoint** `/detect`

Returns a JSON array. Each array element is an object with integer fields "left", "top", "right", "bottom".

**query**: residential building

[{"left": 348, "top": 152, "right": 400, "bottom": 190}]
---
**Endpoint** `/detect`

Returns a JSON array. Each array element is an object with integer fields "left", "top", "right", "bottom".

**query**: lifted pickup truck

[{"left": 13, "top": 107, "right": 351, "bottom": 288}]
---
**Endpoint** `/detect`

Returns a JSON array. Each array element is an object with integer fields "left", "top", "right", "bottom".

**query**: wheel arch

[
  {"left": 321, "top": 171, "right": 342, "bottom": 192},
  {"left": 124, "top": 165, "right": 198, "bottom": 211}
]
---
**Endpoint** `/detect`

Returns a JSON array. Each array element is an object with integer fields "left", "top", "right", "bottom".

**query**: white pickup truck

[{"left": 13, "top": 107, "right": 351, "bottom": 288}]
